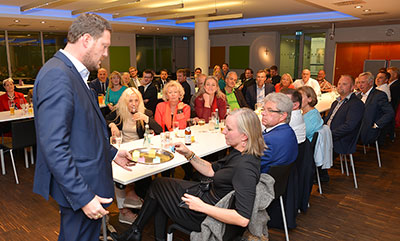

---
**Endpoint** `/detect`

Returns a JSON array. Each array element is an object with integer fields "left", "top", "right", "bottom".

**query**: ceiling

[{"left": 0, "top": 0, "right": 399, "bottom": 35}]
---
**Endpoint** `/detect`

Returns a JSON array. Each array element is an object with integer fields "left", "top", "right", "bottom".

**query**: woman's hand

[
  {"left": 181, "top": 193, "right": 207, "bottom": 212},
  {"left": 110, "top": 124, "right": 120, "bottom": 137},
  {"left": 203, "top": 93, "right": 211, "bottom": 108},
  {"left": 107, "top": 103, "right": 115, "bottom": 111},
  {"left": 132, "top": 112, "right": 149, "bottom": 123},
  {"left": 173, "top": 142, "right": 192, "bottom": 157}
]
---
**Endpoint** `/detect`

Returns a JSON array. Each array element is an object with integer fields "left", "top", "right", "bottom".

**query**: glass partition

[
  {"left": 303, "top": 33, "right": 325, "bottom": 78},
  {"left": 43, "top": 32, "right": 67, "bottom": 61},
  {"left": 0, "top": 31, "right": 9, "bottom": 80},
  {"left": 280, "top": 34, "right": 300, "bottom": 79},
  {"left": 155, "top": 36, "right": 172, "bottom": 73},
  {"left": 136, "top": 35, "right": 155, "bottom": 72}
]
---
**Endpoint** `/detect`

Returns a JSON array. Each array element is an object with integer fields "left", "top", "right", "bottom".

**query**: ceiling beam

[
  {"left": 72, "top": 0, "right": 140, "bottom": 16},
  {"left": 176, "top": 13, "right": 243, "bottom": 24},
  {"left": 21, "top": 0, "right": 61, "bottom": 12},
  {"left": 114, "top": 3, "right": 184, "bottom": 19},
  {"left": 147, "top": 9, "right": 216, "bottom": 22}
]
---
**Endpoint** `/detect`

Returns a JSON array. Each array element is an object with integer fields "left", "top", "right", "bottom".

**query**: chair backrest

[
  {"left": 267, "top": 162, "right": 294, "bottom": 198},
  {"left": 11, "top": 119, "right": 36, "bottom": 149},
  {"left": 310, "top": 131, "right": 319, "bottom": 153}
]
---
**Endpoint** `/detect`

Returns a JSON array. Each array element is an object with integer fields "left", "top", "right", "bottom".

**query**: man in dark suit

[
  {"left": 33, "top": 14, "right": 132, "bottom": 241},
  {"left": 238, "top": 68, "right": 255, "bottom": 98},
  {"left": 358, "top": 72, "right": 394, "bottom": 145},
  {"left": 325, "top": 75, "right": 364, "bottom": 154},
  {"left": 153, "top": 69, "right": 170, "bottom": 92},
  {"left": 89, "top": 68, "right": 109, "bottom": 95},
  {"left": 139, "top": 69, "right": 158, "bottom": 113},
  {"left": 177, "top": 68, "right": 192, "bottom": 105},
  {"left": 269, "top": 65, "right": 281, "bottom": 85},
  {"left": 387, "top": 67, "right": 400, "bottom": 141},
  {"left": 245, "top": 69, "right": 275, "bottom": 109}
]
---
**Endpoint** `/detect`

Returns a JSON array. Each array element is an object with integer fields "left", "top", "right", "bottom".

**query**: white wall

[
  {"left": 210, "top": 32, "right": 279, "bottom": 74},
  {"left": 102, "top": 32, "right": 136, "bottom": 72}
]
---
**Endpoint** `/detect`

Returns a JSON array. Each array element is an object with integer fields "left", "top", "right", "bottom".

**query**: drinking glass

[
  {"left": 173, "top": 121, "right": 180, "bottom": 137},
  {"left": 110, "top": 131, "right": 122, "bottom": 148},
  {"left": 8, "top": 100, "right": 15, "bottom": 116},
  {"left": 220, "top": 119, "right": 226, "bottom": 133}
]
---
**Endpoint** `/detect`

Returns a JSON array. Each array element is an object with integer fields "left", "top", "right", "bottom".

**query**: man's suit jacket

[
  {"left": 241, "top": 78, "right": 255, "bottom": 98},
  {"left": 180, "top": 80, "right": 192, "bottom": 105},
  {"left": 33, "top": 51, "right": 118, "bottom": 211},
  {"left": 245, "top": 83, "right": 275, "bottom": 110},
  {"left": 359, "top": 88, "right": 394, "bottom": 144},
  {"left": 89, "top": 78, "right": 109, "bottom": 96},
  {"left": 260, "top": 124, "right": 298, "bottom": 174},
  {"left": 390, "top": 79, "right": 400, "bottom": 111},
  {"left": 139, "top": 83, "right": 158, "bottom": 114},
  {"left": 324, "top": 93, "right": 364, "bottom": 154},
  {"left": 153, "top": 78, "right": 169, "bottom": 92}
]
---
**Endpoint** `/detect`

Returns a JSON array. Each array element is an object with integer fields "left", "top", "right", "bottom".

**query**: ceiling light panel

[
  {"left": 21, "top": 0, "right": 61, "bottom": 12},
  {"left": 72, "top": 0, "right": 140, "bottom": 15}
]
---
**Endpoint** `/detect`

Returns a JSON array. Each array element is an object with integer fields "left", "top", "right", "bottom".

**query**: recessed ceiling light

[
  {"left": 27, "top": 34, "right": 31, "bottom": 36},
  {"left": 363, "top": 9, "right": 371, "bottom": 12},
  {"left": 41, "top": 21, "right": 46, "bottom": 24},
  {"left": 156, "top": 28, "right": 160, "bottom": 31},
  {"left": 14, "top": 19, "right": 20, "bottom": 23},
  {"left": 355, "top": 5, "right": 362, "bottom": 9},
  {"left": 141, "top": 26, "right": 145, "bottom": 29}
]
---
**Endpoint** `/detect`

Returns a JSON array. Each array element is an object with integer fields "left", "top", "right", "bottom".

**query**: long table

[
  {"left": 0, "top": 109, "right": 34, "bottom": 123},
  {"left": 315, "top": 92, "right": 338, "bottom": 113},
  {"left": 112, "top": 125, "right": 228, "bottom": 185}
]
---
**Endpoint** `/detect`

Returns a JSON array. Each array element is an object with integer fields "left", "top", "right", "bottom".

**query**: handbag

[{"left": 178, "top": 178, "right": 214, "bottom": 208}]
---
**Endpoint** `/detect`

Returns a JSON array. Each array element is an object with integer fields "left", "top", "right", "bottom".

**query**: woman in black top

[{"left": 113, "top": 108, "right": 265, "bottom": 241}]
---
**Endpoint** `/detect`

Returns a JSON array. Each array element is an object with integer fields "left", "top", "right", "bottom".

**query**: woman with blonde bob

[
  {"left": 275, "top": 73, "right": 295, "bottom": 92},
  {"left": 105, "top": 71, "right": 127, "bottom": 111},
  {"left": 155, "top": 81, "right": 190, "bottom": 132},
  {"left": 195, "top": 76, "right": 227, "bottom": 122},
  {"left": 114, "top": 108, "right": 266, "bottom": 241},
  {"left": 106, "top": 87, "right": 162, "bottom": 225}
]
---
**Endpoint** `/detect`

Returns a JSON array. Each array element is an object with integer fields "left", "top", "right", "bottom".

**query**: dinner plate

[{"left": 129, "top": 147, "right": 174, "bottom": 165}]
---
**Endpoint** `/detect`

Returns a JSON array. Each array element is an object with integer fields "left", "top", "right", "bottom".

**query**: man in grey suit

[{"left": 33, "top": 13, "right": 133, "bottom": 241}]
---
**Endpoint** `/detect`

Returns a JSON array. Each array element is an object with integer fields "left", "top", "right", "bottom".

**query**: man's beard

[{"left": 82, "top": 47, "right": 100, "bottom": 71}]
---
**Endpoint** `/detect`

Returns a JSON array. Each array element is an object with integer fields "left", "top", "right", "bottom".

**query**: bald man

[
  {"left": 89, "top": 68, "right": 109, "bottom": 96},
  {"left": 294, "top": 69, "right": 321, "bottom": 96}
]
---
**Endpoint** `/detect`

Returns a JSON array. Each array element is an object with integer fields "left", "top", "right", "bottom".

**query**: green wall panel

[
  {"left": 109, "top": 46, "right": 130, "bottom": 72},
  {"left": 229, "top": 46, "right": 249, "bottom": 69}
]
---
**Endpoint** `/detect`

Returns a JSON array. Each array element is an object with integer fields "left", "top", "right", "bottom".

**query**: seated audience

[
  {"left": 113, "top": 108, "right": 265, "bottom": 241},
  {"left": 357, "top": 72, "right": 394, "bottom": 145},
  {"left": 138, "top": 69, "right": 158, "bottom": 114},
  {"left": 239, "top": 68, "right": 255, "bottom": 97},
  {"left": 0, "top": 78, "right": 27, "bottom": 111},
  {"left": 298, "top": 86, "right": 323, "bottom": 141},
  {"left": 294, "top": 69, "right": 321, "bottom": 96},
  {"left": 153, "top": 69, "right": 169, "bottom": 92},
  {"left": 222, "top": 71, "right": 248, "bottom": 110},
  {"left": 105, "top": 71, "right": 128, "bottom": 111},
  {"left": 260, "top": 92, "right": 298, "bottom": 174},
  {"left": 155, "top": 81, "right": 190, "bottom": 132},
  {"left": 185, "top": 68, "right": 196, "bottom": 95},
  {"left": 388, "top": 67, "right": 400, "bottom": 111},
  {"left": 316, "top": 70, "right": 333, "bottom": 93},
  {"left": 194, "top": 67, "right": 202, "bottom": 79},
  {"left": 222, "top": 63, "right": 230, "bottom": 80},
  {"left": 245, "top": 70, "right": 275, "bottom": 109},
  {"left": 89, "top": 68, "right": 109, "bottom": 96},
  {"left": 177, "top": 68, "right": 192, "bottom": 105},
  {"left": 269, "top": 65, "right": 281, "bottom": 86},
  {"left": 122, "top": 72, "right": 136, "bottom": 88},
  {"left": 213, "top": 64, "right": 221, "bottom": 73},
  {"left": 215, "top": 69, "right": 225, "bottom": 91},
  {"left": 280, "top": 88, "right": 306, "bottom": 144},
  {"left": 275, "top": 73, "right": 295, "bottom": 92},
  {"left": 129, "top": 67, "right": 140, "bottom": 88},
  {"left": 190, "top": 74, "right": 206, "bottom": 117},
  {"left": 375, "top": 71, "right": 391, "bottom": 102},
  {"left": 195, "top": 76, "right": 227, "bottom": 122},
  {"left": 106, "top": 88, "right": 162, "bottom": 224}
]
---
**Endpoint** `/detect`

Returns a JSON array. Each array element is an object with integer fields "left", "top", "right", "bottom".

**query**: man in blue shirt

[{"left": 260, "top": 93, "right": 298, "bottom": 173}]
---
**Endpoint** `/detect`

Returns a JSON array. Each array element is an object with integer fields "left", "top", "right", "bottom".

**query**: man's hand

[
  {"left": 114, "top": 149, "right": 135, "bottom": 171},
  {"left": 82, "top": 195, "right": 112, "bottom": 220}
]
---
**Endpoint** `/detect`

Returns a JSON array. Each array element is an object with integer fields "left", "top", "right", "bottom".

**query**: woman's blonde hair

[
  {"left": 281, "top": 73, "right": 293, "bottom": 84},
  {"left": 109, "top": 71, "right": 123, "bottom": 88},
  {"left": 213, "top": 69, "right": 223, "bottom": 80},
  {"left": 162, "top": 81, "right": 185, "bottom": 102},
  {"left": 229, "top": 108, "right": 266, "bottom": 157},
  {"left": 2, "top": 78, "right": 13, "bottom": 86},
  {"left": 197, "top": 76, "right": 226, "bottom": 100},
  {"left": 114, "top": 87, "right": 146, "bottom": 128}
]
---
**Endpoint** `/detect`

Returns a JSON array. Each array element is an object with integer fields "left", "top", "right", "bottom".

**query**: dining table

[
  {"left": 112, "top": 124, "right": 228, "bottom": 185},
  {"left": 0, "top": 109, "right": 34, "bottom": 123}
]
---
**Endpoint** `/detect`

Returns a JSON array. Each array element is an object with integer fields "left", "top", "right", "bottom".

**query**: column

[{"left": 194, "top": 17, "right": 209, "bottom": 76}]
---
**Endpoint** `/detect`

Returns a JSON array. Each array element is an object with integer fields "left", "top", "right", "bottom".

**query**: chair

[
  {"left": 267, "top": 163, "right": 294, "bottom": 241},
  {"left": 167, "top": 223, "right": 191, "bottom": 241},
  {"left": 0, "top": 119, "right": 36, "bottom": 184},
  {"left": 338, "top": 127, "right": 361, "bottom": 189},
  {"left": 310, "top": 132, "right": 322, "bottom": 194},
  {"left": 362, "top": 140, "right": 382, "bottom": 167}
]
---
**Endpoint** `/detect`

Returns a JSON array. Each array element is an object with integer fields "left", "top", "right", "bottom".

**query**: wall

[
  {"left": 210, "top": 32, "right": 279, "bottom": 75},
  {"left": 102, "top": 32, "right": 136, "bottom": 72}
]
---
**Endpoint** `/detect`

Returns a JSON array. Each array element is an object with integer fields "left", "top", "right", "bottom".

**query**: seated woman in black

[{"left": 112, "top": 108, "right": 265, "bottom": 241}]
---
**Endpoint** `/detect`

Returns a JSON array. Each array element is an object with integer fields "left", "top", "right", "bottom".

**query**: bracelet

[{"left": 185, "top": 151, "right": 195, "bottom": 161}]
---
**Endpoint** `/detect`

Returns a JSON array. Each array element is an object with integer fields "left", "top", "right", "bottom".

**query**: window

[
  {"left": 0, "top": 31, "right": 8, "bottom": 79},
  {"left": 43, "top": 32, "right": 67, "bottom": 61}
]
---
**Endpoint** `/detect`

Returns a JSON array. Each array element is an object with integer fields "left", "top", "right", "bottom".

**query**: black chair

[
  {"left": 310, "top": 132, "right": 322, "bottom": 194},
  {"left": 267, "top": 163, "right": 294, "bottom": 241},
  {"left": 0, "top": 119, "right": 36, "bottom": 184},
  {"left": 167, "top": 223, "right": 191, "bottom": 241}
]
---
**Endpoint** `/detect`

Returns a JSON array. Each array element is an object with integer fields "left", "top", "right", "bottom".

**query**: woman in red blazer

[
  {"left": 195, "top": 76, "right": 227, "bottom": 122},
  {"left": 155, "top": 81, "right": 190, "bottom": 132},
  {"left": 0, "top": 78, "right": 27, "bottom": 111},
  {"left": 275, "top": 73, "right": 295, "bottom": 92}
]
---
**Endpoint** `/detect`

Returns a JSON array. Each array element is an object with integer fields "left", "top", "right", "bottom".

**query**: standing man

[
  {"left": 388, "top": 67, "right": 400, "bottom": 111},
  {"left": 245, "top": 69, "right": 275, "bottom": 109},
  {"left": 375, "top": 71, "right": 391, "bottom": 102},
  {"left": 139, "top": 69, "right": 158, "bottom": 113},
  {"left": 33, "top": 14, "right": 132, "bottom": 241},
  {"left": 177, "top": 68, "right": 192, "bottom": 105},
  {"left": 294, "top": 69, "right": 321, "bottom": 96},
  {"left": 129, "top": 66, "right": 140, "bottom": 88},
  {"left": 89, "top": 68, "right": 109, "bottom": 96}
]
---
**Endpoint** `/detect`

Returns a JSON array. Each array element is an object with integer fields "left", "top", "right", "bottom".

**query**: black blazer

[
  {"left": 245, "top": 83, "right": 275, "bottom": 110},
  {"left": 139, "top": 83, "right": 158, "bottom": 114},
  {"left": 106, "top": 109, "right": 162, "bottom": 138},
  {"left": 390, "top": 79, "right": 400, "bottom": 111},
  {"left": 88, "top": 78, "right": 109, "bottom": 95},
  {"left": 153, "top": 78, "right": 170, "bottom": 92},
  {"left": 241, "top": 78, "right": 255, "bottom": 98},
  {"left": 180, "top": 80, "right": 192, "bottom": 105},
  {"left": 324, "top": 93, "right": 364, "bottom": 154},
  {"left": 221, "top": 88, "right": 249, "bottom": 108},
  {"left": 359, "top": 88, "right": 394, "bottom": 144}
]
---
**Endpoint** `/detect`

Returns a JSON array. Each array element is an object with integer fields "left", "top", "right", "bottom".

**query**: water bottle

[
  {"left": 214, "top": 109, "right": 220, "bottom": 130},
  {"left": 143, "top": 124, "right": 151, "bottom": 147}
]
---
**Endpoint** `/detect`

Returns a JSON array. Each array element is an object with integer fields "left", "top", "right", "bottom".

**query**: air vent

[
  {"left": 362, "top": 11, "right": 387, "bottom": 16},
  {"left": 8, "top": 24, "right": 30, "bottom": 27},
  {"left": 333, "top": 0, "right": 365, "bottom": 6}
]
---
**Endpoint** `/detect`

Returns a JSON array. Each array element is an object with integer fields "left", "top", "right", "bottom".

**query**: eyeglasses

[{"left": 264, "top": 108, "right": 282, "bottom": 114}]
